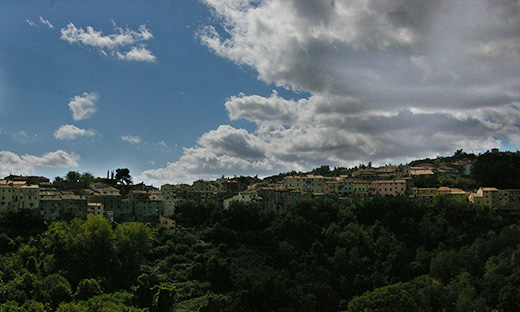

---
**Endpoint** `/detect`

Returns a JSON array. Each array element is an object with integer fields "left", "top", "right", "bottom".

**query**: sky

[{"left": 0, "top": 0, "right": 519, "bottom": 186}]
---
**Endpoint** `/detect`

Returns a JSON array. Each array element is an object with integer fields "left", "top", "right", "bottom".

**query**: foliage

[
  {"left": 437, "top": 176, "right": 477, "bottom": 190},
  {"left": 74, "top": 278, "right": 102, "bottom": 301},
  {"left": 2, "top": 196, "right": 520, "bottom": 311},
  {"left": 471, "top": 151, "right": 520, "bottom": 189},
  {"left": 53, "top": 171, "right": 96, "bottom": 190},
  {"left": 115, "top": 168, "right": 132, "bottom": 185}
]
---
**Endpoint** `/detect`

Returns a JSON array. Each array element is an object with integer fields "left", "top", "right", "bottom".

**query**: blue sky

[{"left": 1, "top": 0, "right": 519, "bottom": 185}]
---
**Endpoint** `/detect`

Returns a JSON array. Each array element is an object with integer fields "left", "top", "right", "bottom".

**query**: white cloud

[
  {"left": 143, "top": 0, "right": 520, "bottom": 185},
  {"left": 116, "top": 45, "right": 156, "bottom": 62},
  {"left": 226, "top": 90, "right": 308, "bottom": 125},
  {"left": 60, "top": 22, "right": 156, "bottom": 62},
  {"left": 68, "top": 92, "right": 98, "bottom": 121},
  {"left": 26, "top": 19, "right": 36, "bottom": 27},
  {"left": 141, "top": 125, "right": 298, "bottom": 184},
  {"left": 0, "top": 150, "right": 79, "bottom": 177},
  {"left": 54, "top": 124, "right": 96, "bottom": 140},
  {"left": 121, "top": 135, "right": 143, "bottom": 145},
  {"left": 39, "top": 16, "right": 54, "bottom": 29}
]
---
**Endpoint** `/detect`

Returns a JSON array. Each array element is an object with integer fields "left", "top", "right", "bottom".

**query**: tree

[
  {"left": 44, "top": 216, "right": 116, "bottom": 286},
  {"left": 53, "top": 176, "right": 64, "bottom": 186},
  {"left": 79, "top": 173, "right": 94, "bottom": 186},
  {"left": 313, "top": 165, "right": 331, "bottom": 176},
  {"left": 75, "top": 278, "right": 102, "bottom": 301},
  {"left": 347, "top": 282, "right": 421, "bottom": 312},
  {"left": 33, "top": 274, "right": 73, "bottom": 307},
  {"left": 114, "top": 223, "right": 153, "bottom": 288},
  {"left": 153, "top": 284, "right": 177, "bottom": 312},
  {"left": 471, "top": 152, "right": 520, "bottom": 189},
  {"left": 115, "top": 168, "right": 132, "bottom": 185},
  {"left": 65, "top": 171, "right": 81, "bottom": 183}
]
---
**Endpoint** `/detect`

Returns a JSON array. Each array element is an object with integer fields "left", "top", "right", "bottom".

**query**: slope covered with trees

[
  {"left": 1, "top": 196, "right": 520, "bottom": 311},
  {"left": 471, "top": 151, "right": 520, "bottom": 189}
]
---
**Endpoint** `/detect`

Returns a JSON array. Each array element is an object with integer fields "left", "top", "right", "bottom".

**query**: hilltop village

[
  {"left": 1, "top": 150, "right": 519, "bottom": 224},
  {"left": 2, "top": 150, "right": 520, "bottom": 311}
]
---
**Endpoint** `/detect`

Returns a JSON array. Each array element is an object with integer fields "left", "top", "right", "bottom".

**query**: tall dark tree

[{"left": 115, "top": 168, "right": 132, "bottom": 185}]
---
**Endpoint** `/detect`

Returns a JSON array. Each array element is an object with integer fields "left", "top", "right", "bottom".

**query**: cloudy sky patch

[
  {"left": 121, "top": 135, "right": 143, "bottom": 145},
  {"left": 143, "top": 0, "right": 519, "bottom": 185},
  {"left": 54, "top": 125, "right": 96, "bottom": 140},
  {"left": 60, "top": 22, "right": 155, "bottom": 62},
  {"left": 2, "top": 0, "right": 518, "bottom": 184},
  {"left": 0, "top": 150, "right": 79, "bottom": 177},
  {"left": 68, "top": 92, "right": 98, "bottom": 121}
]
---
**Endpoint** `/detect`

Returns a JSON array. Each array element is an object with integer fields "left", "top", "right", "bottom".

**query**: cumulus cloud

[
  {"left": 0, "top": 150, "right": 79, "bottom": 177},
  {"left": 60, "top": 22, "right": 156, "bottom": 62},
  {"left": 68, "top": 92, "right": 98, "bottom": 121},
  {"left": 116, "top": 45, "right": 157, "bottom": 62},
  {"left": 144, "top": 0, "right": 520, "bottom": 185},
  {"left": 199, "top": 0, "right": 519, "bottom": 107},
  {"left": 54, "top": 125, "right": 96, "bottom": 140},
  {"left": 121, "top": 135, "right": 143, "bottom": 145},
  {"left": 141, "top": 125, "right": 299, "bottom": 184}
]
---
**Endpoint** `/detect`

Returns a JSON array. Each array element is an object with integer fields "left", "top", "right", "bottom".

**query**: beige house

[
  {"left": 352, "top": 180, "right": 371, "bottom": 198},
  {"left": 469, "top": 187, "right": 509, "bottom": 208},
  {"left": 413, "top": 187, "right": 467, "bottom": 206},
  {"left": 61, "top": 192, "right": 88, "bottom": 219},
  {"left": 282, "top": 176, "right": 307, "bottom": 191},
  {"left": 371, "top": 179, "right": 407, "bottom": 197},
  {"left": 223, "top": 190, "right": 260, "bottom": 209},
  {"left": 438, "top": 187, "right": 467, "bottom": 200},
  {"left": 282, "top": 175, "right": 333, "bottom": 194},
  {"left": 159, "top": 215, "right": 176, "bottom": 232},
  {"left": 88, "top": 183, "right": 122, "bottom": 212},
  {"left": 192, "top": 180, "right": 218, "bottom": 193},
  {"left": 414, "top": 188, "right": 439, "bottom": 205},
  {"left": 87, "top": 202, "right": 104, "bottom": 217},
  {"left": 40, "top": 189, "right": 63, "bottom": 220},
  {"left": 0, "top": 180, "right": 40, "bottom": 212}
]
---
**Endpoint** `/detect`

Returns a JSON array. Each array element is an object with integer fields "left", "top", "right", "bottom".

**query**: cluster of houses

[
  {"left": 1, "top": 158, "right": 519, "bottom": 224},
  {"left": 0, "top": 175, "right": 174, "bottom": 223},
  {"left": 234, "top": 163, "right": 517, "bottom": 211}
]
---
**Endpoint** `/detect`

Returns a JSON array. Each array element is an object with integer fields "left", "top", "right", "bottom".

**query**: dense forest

[
  {"left": 1, "top": 195, "right": 520, "bottom": 311},
  {"left": 471, "top": 152, "right": 520, "bottom": 189}
]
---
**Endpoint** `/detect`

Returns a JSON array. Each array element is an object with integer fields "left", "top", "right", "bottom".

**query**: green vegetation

[
  {"left": 1, "top": 196, "right": 520, "bottom": 311},
  {"left": 471, "top": 151, "right": 520, "bottom": 189}
]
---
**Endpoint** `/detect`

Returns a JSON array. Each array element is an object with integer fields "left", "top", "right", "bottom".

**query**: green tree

[
  {"left": 175, "top": 200, "right": 206, "bottom": 227},
  {"left": 471, "top": 152, "right": 520, "bottom": 188},
  {"left": 44, "top": 216, "right": 115, "bottom": 286},
  {"left": 79, "top": 173, "right": 94, "bottom": 187},
  {"left": 65, "top": 171, "right": 81, "bottom": 183},
  {"left": 153, "top": 283, "right": 177, "bottom": 312},
  {"left": 312, "top": 165, "right": 331, "bottom": 176},
  {"left": 0, "top": 300, "right": 47, "bottom": 312},
  {"left": 75, "top": 278, "right": 102, "bottom": 301},
  {"left": 33, "top": 274, "right": 73, "bottom": 307},
  {"left": 134, "top": 273, "right": 160, "bottom": 308},
  {"left": 347, "top": 282, "right": 421, "bottom": 312},
  {"left": 114, "top": 223, "right": 153, "bottom": 288},
  {"left": 115, "top": 168, "right": 132, "bottom": 185}
]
